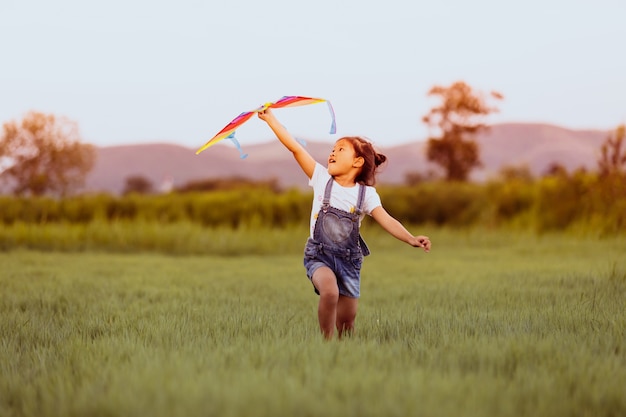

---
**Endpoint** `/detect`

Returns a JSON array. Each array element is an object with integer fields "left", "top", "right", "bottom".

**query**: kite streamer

[{"left": 196, "top": 96, "right": 336, "bottom": 157}]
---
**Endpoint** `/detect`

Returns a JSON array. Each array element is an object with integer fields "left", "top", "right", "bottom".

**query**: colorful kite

[{"left": 195, "top": 96, "right": 336, "bottom": 158}]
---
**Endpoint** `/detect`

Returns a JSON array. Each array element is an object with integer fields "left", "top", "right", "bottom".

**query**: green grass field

[{"left": 1, "top": 228, "right": 625, "bottom": 417}]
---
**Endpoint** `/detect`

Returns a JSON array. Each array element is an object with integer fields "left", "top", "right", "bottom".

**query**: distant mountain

[{"left": 85, "top": 123, "right": 608, "bottom": 194}]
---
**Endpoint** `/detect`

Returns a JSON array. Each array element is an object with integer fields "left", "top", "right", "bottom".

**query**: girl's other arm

[
  {"left": 371, "top": 206, "right": 431, "bottom": 252},
  {"left": 258, "top": 109, "right": 316, "bottom": 178}
]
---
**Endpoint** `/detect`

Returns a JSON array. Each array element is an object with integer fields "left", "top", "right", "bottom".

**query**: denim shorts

[{"left": 303, "top": 238, "right": 363, "bottom": 298}]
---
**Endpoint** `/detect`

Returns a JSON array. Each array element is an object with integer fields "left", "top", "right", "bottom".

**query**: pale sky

[{"left": 1, "top": 0, "right": 625, "bottom": 151}]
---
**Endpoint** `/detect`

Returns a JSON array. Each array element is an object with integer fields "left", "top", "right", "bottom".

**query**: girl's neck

[{"left": 332, "top": 173, "right": 357, "bottom": 188}]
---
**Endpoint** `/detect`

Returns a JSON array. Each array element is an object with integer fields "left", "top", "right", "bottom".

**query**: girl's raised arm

[{"left": 258, "top": 109, "right": 316, "bottom": 178}]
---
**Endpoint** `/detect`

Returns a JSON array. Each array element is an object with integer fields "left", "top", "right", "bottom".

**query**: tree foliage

[
  {"left": 0, "top": 111, "right": 95, "bottom": 196},
  {"left": 123, "top": 175, "right": 154, "bottom": 195},
  {"left": 423, "top": 81, "right": 502, "bottom": 181},
  {"left": 175, "top": 177, "right": 280, "bottom": 193}
]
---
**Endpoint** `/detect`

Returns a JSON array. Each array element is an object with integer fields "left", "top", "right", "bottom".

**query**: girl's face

[{"left": 328, "top": 139, "right": 362, "bottom": 176}]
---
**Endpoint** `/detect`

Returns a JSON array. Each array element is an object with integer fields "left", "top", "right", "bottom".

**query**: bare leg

[
  {"left": 311, "top": 267, "right": 339, "bottom": 340},
  {"left": 336, "top": 295, "right": 358, "bottom": 338}
]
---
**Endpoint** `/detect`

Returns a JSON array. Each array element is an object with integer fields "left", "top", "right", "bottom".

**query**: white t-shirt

[{"left": 308, "top": 163, "right": 382, "bottom": 238}]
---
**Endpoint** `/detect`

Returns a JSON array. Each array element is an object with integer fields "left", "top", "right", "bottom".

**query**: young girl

[{"left": 258, "top": 109, "right": 431, "bottom": 340}]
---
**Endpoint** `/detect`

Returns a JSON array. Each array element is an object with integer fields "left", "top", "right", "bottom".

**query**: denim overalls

[{"left": 303, "top": 177, "right": 371, "bottom": 298}]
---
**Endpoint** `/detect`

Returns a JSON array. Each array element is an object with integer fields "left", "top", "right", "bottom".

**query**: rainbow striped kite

[{"left": 196, "top": 96, "right": 336, "bottom": 158}]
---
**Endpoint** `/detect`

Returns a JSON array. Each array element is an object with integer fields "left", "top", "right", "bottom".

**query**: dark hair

[{"left": 341, "top": 136, "right": 387, "bottom": 186}]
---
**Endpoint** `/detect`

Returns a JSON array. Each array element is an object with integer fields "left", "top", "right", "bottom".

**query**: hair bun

[{"left": 374, "top": 153, "right": 387, "bottom": 167}]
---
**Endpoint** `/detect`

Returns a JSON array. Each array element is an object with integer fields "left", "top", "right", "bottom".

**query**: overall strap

[
  {"left": 355, "top": 184, "right": 366, "bottom": 215},
  {"left": 322, "top": 177, "right": 334, "bottom": 209}
]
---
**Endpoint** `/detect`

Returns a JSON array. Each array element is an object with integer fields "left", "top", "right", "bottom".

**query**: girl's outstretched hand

[{"left": 412, "top": 235, "right": 431, "bottom": 253}]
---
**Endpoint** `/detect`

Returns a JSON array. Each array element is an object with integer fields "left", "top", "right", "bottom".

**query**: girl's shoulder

[
  {"left": 361, "top": 182, "right": 379, "bottom": 195},
  {"left": 309, "top": 163, "right": 331, "bottom": 186}
]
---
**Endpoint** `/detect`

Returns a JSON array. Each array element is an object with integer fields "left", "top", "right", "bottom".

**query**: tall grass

[
  {"left": 0, "top": 221, "right": 307, "bottom": 255},
  {"left": 1, "top": 230, "right": 625, "bottom": 417}
]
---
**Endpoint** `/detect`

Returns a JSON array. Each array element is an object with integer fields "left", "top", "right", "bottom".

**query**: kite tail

[
  {"left": 327, "top": 101, "right": 337, "bottom": 134},
  {"left": 296, "top": 137, "right": 307, "bottom": 147},
  {"left": 227, "top": 133, "right": 248, "bottom": 159}
]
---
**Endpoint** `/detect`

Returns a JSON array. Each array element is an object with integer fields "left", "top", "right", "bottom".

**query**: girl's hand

[
  {"left": 412, "top": 235, "right": 431, "bottom": 252},
  {"left": 257, "top": 108, "right": 275, "bottom": 123}
]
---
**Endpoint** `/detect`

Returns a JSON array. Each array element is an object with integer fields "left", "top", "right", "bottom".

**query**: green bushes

[
  {"left": 378, "top": 182, "right": 487, "bottom": 226},
  {"left": 0, "top": 190, "right": 311, "bottom": 228},
  {"left": 533, "top": 172, "right": 626, "bottom": 235},
  {"left": 1, "top": 174, "right": 625, "bottom": 235}
]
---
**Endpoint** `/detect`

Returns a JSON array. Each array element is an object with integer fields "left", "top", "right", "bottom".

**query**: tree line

[{"left": 1, "top": 169, "right": 624, "bottom": 235}]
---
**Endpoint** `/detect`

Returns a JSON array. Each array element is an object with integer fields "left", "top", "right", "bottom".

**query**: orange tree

[
  {"left": 422, "top": 81, "right": 502, "bottom": 181},
  {"left": 0, "top": 111, "right": 95, "bottom": 196}
]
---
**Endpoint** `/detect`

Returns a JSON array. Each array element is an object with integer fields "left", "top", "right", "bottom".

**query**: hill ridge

[{"left": 85, "top": 123, "right": 608, "bottom": 194}]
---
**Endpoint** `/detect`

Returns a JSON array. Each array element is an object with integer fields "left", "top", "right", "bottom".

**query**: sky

[{"left": 1, "top": 0, "right": 625, "bottom": 151}]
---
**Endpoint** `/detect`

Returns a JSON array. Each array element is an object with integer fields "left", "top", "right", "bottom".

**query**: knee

[
  {"left": 313, "top": 268, "right": 339, "bottom": 301},
  {"left": 319, "top": 286, "right": 339, "bottom": 304}
]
